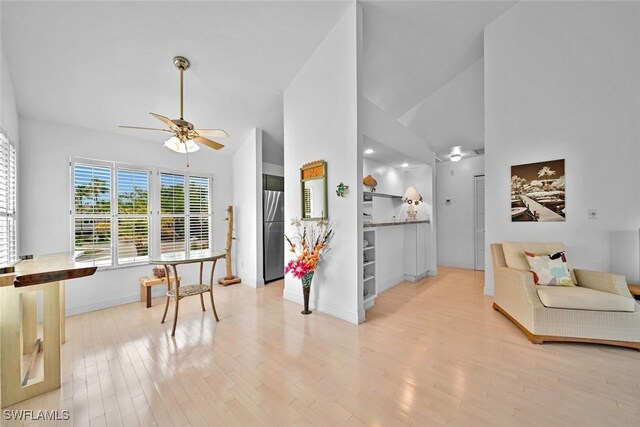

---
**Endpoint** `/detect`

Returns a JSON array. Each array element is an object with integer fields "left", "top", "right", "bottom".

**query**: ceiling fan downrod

[{"left": 173, "top": 56, "right": 190, "bottom": 121}]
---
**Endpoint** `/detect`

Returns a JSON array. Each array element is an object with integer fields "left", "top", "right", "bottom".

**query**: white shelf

[
  {"left": 363, "top": 201, "right": 373, "bottom": 205},
  {"left": 363, "top": 275, "right": 375, "bottom": 282},
  {"left": 363, "top": 261, "right": 375, "bottom": 267},
  {"left": 363, "top": 246, "right": 375, "bottom": 251},
  {"left": 363, "top": 294, "right": 376, "bottom": 305}
]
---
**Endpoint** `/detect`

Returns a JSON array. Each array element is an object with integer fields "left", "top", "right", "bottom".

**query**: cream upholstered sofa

[{"left": 491, "top": 242, "right": 640, "bottom": 350}]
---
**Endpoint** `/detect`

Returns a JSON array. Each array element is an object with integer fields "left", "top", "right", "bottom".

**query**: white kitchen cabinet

[{"left": 404, "top": 223, "right": 430, "bottom": 281}]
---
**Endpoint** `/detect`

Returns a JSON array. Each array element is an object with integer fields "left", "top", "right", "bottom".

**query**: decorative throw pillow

[{"left": 524, "top": 251, "right": 575, "bottom": 286}]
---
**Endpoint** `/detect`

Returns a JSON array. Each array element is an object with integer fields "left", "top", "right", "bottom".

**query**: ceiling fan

[{"left": 119, "top": 56, "right": 228, "bottom": 155}]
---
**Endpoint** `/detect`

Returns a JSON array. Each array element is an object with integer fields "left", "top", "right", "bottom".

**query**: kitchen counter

[{"left": 363, "top": 220, "right": 430, "bottom": 228}]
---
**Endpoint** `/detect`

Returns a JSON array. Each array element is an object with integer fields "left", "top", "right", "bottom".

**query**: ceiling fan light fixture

[
  {"left": 450, "top": 154, "right": 462, "bottom": 162},
  {"left": 164, "top": 136, "right": 200, "bottom": 154}
]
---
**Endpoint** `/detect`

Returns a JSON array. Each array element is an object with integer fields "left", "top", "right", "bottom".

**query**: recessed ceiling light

[
  {"left": 450, "top": 154, "right": 462, "bottom": 162},
  {"left": 364, "top": 148, "right": 375, "bottom": 154},
  {"left": 401, "top": 162, "right": 409, "bottom": 168}
]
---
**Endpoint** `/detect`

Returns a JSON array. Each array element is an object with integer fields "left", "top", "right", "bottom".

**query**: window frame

[{"left": 70, "top": 157, "right": 214, "bottom": 270}]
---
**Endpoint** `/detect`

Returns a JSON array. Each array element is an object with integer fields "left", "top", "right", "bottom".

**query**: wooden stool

[{"left": 139, "top": 275, "right": 180, "bottom": 308}]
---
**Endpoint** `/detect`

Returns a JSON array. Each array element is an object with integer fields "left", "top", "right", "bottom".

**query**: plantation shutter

[
  {"left": 117, "top": 168, "right": 150, "bottom": 264},
  {"left": 188, "top": 175, "right": 212, "bottom": 251},
  {"left": 73, "top": 163, "right": 112, "bottom": 266},
  {"left": 160, "top": 172, "right": 186, "bottom": 255},
  {"left": 0, "top": 132, "right": 17, "bottom": 265}
]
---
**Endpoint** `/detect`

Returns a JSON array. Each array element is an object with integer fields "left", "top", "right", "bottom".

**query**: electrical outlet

[{"left": 587, "top": 209, "right": 598, "bottom": 219}]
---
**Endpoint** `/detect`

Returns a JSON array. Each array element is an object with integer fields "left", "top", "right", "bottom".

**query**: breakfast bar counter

[
  {"left": 0, "top": 252, "right": 97, "bottom": 408},
  {"left": 363, "top": 219, "right": 430, "bottom": 228}
]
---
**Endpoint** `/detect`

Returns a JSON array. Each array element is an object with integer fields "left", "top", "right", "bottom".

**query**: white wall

[
  {"left": 232, "top": 128, "right": 264, "bottom": 287},
  {"left": 283, "top": 4, "right": 362, "bottom": 323},
  {"left": 1, "top": 46, "right": 19, "bottom": 142},
  {"left": 484, "top": 2, "right": 640, "bottom": 294},
  {"left": 436, "top": 156, "right": 484, "bottom": 269},
  {"left": 262, "top": 162, "right": 284, "bottom": 177},
  {"left": 18, "top": 117, "right": 233, "bottom": 314},
  {"left": 363, "top": 157, "right": 405, "bottom": 196}
]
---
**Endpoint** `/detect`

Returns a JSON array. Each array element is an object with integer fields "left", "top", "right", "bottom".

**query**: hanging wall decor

[
  {"left": 511, "top": 159, "right": 565, "bottom": 222},
  {"left": 336, "top": 182, "right": 349, "bottom": 197}
]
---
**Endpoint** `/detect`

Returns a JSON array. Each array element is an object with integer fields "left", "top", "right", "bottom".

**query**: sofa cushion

[
  {"left": 537, "top": 286, "right": 637, "bottom": 312},
  {"left": 503, "top": 241, "right": 578, "bottom": 284},
  {"left": 525, "top": 251, "right": 574, "bottom": 286}
]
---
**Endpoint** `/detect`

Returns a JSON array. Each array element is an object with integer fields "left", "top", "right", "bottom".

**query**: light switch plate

[{"left": 587, "top": 209, "right": 598, "bottom": 219}]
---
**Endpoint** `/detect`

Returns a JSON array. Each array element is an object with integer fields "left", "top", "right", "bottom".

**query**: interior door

[{"left": 474, "top": 175, "right": 485, "bottom": 271}]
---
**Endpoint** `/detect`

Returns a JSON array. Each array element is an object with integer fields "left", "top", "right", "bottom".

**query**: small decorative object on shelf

[
  {"left": 403, "top": 185, "right": 423, "bottom": 220},
  {"left": 336, "top": 182, "right": 349, "bottom": 197},
  {"left": 284, "top": 217, "right": 334, "bottom": 315},
  {"left": 363, "top": 175, "right": 377, "bottom": 192},
  {"left": 152, "top": 265, "right": 166, "bottom": 278}
]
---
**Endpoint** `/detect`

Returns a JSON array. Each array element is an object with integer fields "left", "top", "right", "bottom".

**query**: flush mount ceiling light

[
  {"left": 450, "top": 154, "right": 462, "bottom": 162},
  {"left": 401, "top": 162, "right": 409, "bottom": 168},
  {"left": 364, "top": 148, "right": 375, "bottom": 154},
  {"left": 119, "top": 56, "right": 228, "bottom": 162}
]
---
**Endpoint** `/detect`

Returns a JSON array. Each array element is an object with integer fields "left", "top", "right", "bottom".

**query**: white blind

[
  {"left": 117, "top": 168, "right": 149, "bottom": 264},
  {"left": 189, "top": 175, "right": 211, "bottom": 251},
  {"left": 160, "top": 173, "right": 186, "bottom": 255},
  {"left": 0, "top": 133, "right": 17, "bottom": 265},
  {"left": 73, "top": 163, "right": 112, "bottom": 266}
]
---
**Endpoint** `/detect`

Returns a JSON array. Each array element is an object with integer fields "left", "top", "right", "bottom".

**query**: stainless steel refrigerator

[{"left": 263, "top": 190, "right": 284, "bottom": 282}]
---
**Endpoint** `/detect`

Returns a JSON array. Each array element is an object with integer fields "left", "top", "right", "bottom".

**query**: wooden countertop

[
  {"left": 363, "top": 220, "right": 430, "bottom": 228},
  {"left": 2, "top": 252, "right": 98, "bottom": 288}
]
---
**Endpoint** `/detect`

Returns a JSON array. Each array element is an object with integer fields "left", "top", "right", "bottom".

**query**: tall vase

[{"left": 301, "top": 271, "right": 314, "bottom": 315}]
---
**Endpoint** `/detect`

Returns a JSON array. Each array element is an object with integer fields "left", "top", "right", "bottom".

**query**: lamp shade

[
  {"left": 402, "top": 185, "right": 421, "bottom": 202},
  {"left": 164, "top": 136, "right": 200, "bottom": 153}
]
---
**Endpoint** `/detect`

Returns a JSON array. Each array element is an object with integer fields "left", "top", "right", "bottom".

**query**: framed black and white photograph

[{"left": 511, "top": 159, "right": 565, "bottom": 222}]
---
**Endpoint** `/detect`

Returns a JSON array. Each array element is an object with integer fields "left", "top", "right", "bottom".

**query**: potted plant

[{"left": 284, "top": 218, "right": 333, "bottom": 315}]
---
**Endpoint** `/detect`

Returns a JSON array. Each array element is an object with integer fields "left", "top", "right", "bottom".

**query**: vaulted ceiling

[
  {"left": 361, "top": 0, "right": 515, "bottom": 158},
  {"left": 3, "top": 1, "right": 515, "bottom": 160},
  {"left": 1, "top": 1, "right": 349, "bottom": 154}
]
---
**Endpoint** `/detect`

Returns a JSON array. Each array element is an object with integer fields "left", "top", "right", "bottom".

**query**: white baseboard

[
  {"left": 438, "top": 260, "right": 476, "bottom": 270},
  {"left": 66, "top": 294, "right": 143, "bottom": 317},
  {"left": 484, "top": 285, "right": 494, "bottom": 296},
  {"left": 243, "top": 278, "right": 265, "bottom": 288},
  {"left": 377, "top": 275, "right": 406, "bottom": 293},
  {"left": 283, "top": 289, "right": 359, "bottom": 324}
]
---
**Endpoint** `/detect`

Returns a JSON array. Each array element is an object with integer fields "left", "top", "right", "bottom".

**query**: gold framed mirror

[{"left": 300, "top": 160, "right": 328, "bottom": 220}]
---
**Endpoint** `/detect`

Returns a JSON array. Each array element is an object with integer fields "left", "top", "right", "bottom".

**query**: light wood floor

[{"left": 5, "top": 267, "right": 640, "bottom": 426}]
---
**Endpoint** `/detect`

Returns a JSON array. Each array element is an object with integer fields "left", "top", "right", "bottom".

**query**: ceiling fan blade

[
  {"left": 194, "top": 136, "right": 225, "bottom": 150},
  {"left": 119, "top": 125, "right": 173, "bottom": 133},
  {"left": 194, "top": 129, "right": 229, "bottom": 138},
  {"left": 149, "top": 112, "right": 177, "bottom": 130}
]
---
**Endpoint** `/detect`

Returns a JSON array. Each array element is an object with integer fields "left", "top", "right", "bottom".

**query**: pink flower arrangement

[{"left": 284, "top": 259, "right": 311, "bottom": 279}]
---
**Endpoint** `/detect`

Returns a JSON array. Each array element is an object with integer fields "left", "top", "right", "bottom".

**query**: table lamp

[{"left": 403, "top": 185, "right": 422, "bottom": 220}]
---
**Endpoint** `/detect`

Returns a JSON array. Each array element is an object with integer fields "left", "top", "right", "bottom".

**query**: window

[
  {"left": 0, "top": 131, "right": 17, "bottom": 265},
  {"left": 117, "top": 168, "right": 149, "bottom": 264},
  {"left": 159, "top": 171, "right": 212, "bottom": 256},
  {"left": 71, "top": 158, "right": 212, "bottom": 267},
  {"left": 159, "top": 173, "right": 186, "bottom": 255},
  {"left": 72, "top": 160, "right": 151, "bottom": 267},
  {"left": 73, "top": 162, "right": 113, "bottom": 266}
]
